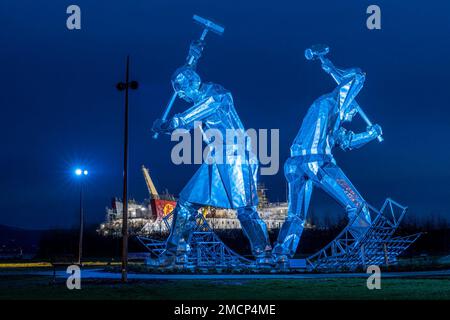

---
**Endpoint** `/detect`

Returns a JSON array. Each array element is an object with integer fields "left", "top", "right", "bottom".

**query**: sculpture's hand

[
  {"left": 188, "top": 40, "right": 205, "bottom": 64},
  {"left": 321, "top": 59, "right": 333, "bottom": 74},
  {"left": 367, "top": 124, "right": 383, "bottom": 138},
  {"left": 152, "top": 117, "right": 181, "bottom": 134},
  {"left": 151, "top": 118, "right": 167, "bottom": 134}
]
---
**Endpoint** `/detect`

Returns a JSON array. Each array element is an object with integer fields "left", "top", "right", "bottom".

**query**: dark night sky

[{"left": 1, "top": 0, "right": 449, "bottom": 229}]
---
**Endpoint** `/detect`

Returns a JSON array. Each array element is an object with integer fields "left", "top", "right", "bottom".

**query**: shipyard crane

[{"left": 141, "top": 165, "right": 159, "bottom": 199}]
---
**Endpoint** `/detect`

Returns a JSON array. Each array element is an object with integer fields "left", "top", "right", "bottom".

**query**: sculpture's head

[
  {"left": 171, "top": 66, "right": 201, "bottom": 103},
  {"left": 338, "top": 68, "right": 365, "bottom": 122}
]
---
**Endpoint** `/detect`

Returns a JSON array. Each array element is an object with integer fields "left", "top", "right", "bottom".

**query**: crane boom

[{"left": 141, "top": 165, "right": 159, "bottom": 198}]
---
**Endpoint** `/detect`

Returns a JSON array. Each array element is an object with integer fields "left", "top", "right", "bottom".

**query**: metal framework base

[
  {"left": 137, "top": 198, "right": 420, "bottom": 272},
  {"left": 137, "top": 212, "right": 252, "bottom": 269},
  {"left": 305, "top": 198, "right": 421, "bottom": 271}
]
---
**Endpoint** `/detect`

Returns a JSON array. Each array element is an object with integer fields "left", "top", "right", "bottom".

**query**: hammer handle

[
  {"left": 152, "top": 92, "right": 177, "bottom": 139},
  {"left": 358, "top": 106, "right": 384, "bottom": 142},
  {"left": 187, "top": 29, "right": 209, "bottom": 65}
]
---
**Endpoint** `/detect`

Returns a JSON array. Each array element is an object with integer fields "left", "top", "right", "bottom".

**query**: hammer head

[
  {"left": 305, "top": 44, "right": 330, "bottom": 61},
  {"left": 193, "top": 15, "right": 225, "bottom": 35}
]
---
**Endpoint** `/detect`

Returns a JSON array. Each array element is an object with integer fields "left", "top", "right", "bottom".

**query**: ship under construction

[{"left": 97, "top": 166, "right": 296, "bottom": 237}]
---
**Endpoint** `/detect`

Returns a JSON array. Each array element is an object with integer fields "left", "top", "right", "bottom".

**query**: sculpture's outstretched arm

[
  {"left": 174, "top": 95, "right": 222, "bottom": 130},
  {"left": 336, "top": 125, "right": 382, "bottom": 151},
  {"left": 152, "top": 95, "right": 222, "bottom": 134}
]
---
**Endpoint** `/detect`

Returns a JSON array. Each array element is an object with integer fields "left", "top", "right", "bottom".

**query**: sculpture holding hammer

[
  {"left": 272, "top": 45, "right": 383, "bottom": 269},
  {"left": 151, "top": 15, "right": 272, "bottom": 267},
  {"left": 152, "top": 15, "right": 224, "bottom": 140}
]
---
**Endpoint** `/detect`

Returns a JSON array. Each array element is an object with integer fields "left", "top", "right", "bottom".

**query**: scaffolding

[
  {"left": 137, "top": 210, "right": 252, "bottom": 268},
  {"left": 137, "top": 198, "right": 420, "bottom": 272},
  {"left": 306, "top": 198, "right": 421, "bottom": 271}
]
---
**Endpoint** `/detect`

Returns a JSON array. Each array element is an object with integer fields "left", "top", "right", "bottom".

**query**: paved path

[{"left": 6, "top": 268, "right": 450, "bottom": 280}]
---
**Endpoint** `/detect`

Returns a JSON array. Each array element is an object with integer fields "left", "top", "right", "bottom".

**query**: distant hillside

[{"left": 0, "top": 224, "right": 42, "bottom": 254}]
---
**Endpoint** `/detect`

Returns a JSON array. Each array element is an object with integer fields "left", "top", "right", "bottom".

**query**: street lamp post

[
  {"left": 116, "top": 56, "right": 138, "bottom": 283},
  {"left": 75, "top": 168, "right": 88, "bottom": 265}
]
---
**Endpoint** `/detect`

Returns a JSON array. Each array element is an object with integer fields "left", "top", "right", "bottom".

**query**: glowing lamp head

[
  {"left": 83, "top": 170, "right": 88, "bottom": 176},
  {"left": 75, "top": 169, "right": 83, "bottom": 176}
]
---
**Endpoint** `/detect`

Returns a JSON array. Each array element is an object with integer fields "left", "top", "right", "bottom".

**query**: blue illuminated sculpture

[
  {"left": 142, "top": 34, "right": 420, "bottom": 271},
  {"left": 151, "top": 17, "right": 271, "bottom": 267},
  {"left": 272, "top": 45, "right": 383, "bottom": 268}
]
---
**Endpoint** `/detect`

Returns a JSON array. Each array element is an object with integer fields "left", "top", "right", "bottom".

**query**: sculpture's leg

[
  {"left": 318, "top": 162, "right": 371, "bottom": 237},
  {"left": 153, "top": 198, "right": 201, "bottom": 267},
  {"left": 166, "top": 198, "right": 201, "bottom": 254},
  {"left": 272, "top": 158, "right": 313, "bottom": 263},
  {"left": 236, "top": 205, "right": 272, "bottom": 263}
]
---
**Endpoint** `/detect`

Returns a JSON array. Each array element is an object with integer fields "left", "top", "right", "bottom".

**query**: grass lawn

[{"left": 0, "top": 273, "right": 449, "bottom": 300}]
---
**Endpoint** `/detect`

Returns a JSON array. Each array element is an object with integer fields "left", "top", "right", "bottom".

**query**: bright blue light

[{"left": 74, "top": 168, "right": 88, "bottom": 177}]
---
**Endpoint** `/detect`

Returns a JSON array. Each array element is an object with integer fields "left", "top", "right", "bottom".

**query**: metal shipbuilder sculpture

[
  {"left": 152, "top": 17, "right": 271, "bottom": 267},
  {"left": 272, "top": 45, "right": 383, "bottom": 267}
]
